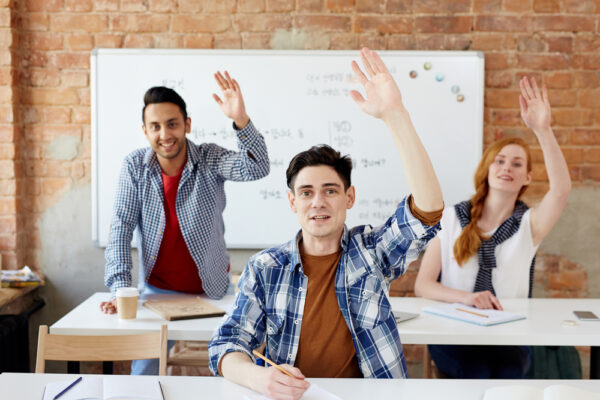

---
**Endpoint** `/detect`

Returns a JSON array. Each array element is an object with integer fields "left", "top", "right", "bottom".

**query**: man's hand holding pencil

[{"left": 251, "top": 350, "right": 310, "bottom": 400}]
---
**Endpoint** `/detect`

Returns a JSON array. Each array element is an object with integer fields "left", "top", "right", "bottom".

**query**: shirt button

[
  {"left": 151, "top": 256, "right": 155, "bottom": 260},
  {"left": 288, "top": 354, "right": 293, "bottom": 359},
  {"left": 267, "top": 327, "right": 274, "bottom": 334},
  {"left": 241, "top": 135, "right": 246, "bottom": 139},
  {"left": 298, "top": 287, "right": 303, "bottom": 292},
  {"left": 362, "top": 290, "right": 367, "bottom": 296},
  {"left": 294, "top": 319, "right": 299, "bottom": 325}
]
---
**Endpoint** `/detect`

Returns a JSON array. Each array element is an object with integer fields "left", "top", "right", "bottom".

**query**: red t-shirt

[{"left": 148, "top": 164, "right": 204, "bottom": 294}]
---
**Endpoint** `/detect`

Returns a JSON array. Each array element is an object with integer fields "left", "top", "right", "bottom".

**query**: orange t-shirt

[{"left": 294, "top": 249, "right": 363, "bottom": 378}]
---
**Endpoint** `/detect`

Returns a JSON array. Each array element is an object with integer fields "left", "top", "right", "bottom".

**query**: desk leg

[
  {"left": 67, "top": 361, "right": 80, "bottom": 374},
  {"left": 592, "top": 347, "right": 599, "bottom": 379},
  {"left": 103, "top": 361, "right": 113, "bottom": 374}
]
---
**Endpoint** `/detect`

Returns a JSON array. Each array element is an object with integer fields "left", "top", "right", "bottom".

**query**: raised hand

[
  {"left": 519, "top": 76, "right": 551, "bottom": 133},
  {"left": 213, "top": 71, "right": 250, "bottom": 129},
  {"left": 350, "top": 48, "right": 405, "bottom": 121}
]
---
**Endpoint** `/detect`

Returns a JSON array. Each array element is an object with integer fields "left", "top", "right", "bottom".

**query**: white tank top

[{"left": 438, "top": 206, "right": 538, "bottom": 299}]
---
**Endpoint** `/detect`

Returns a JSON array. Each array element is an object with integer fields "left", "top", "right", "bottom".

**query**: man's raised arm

[{"left": 350, "top": 48, "right": 443, "bottom": 213}]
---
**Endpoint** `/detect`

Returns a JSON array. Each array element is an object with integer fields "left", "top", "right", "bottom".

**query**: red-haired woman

[{"left": 414, "top": 76, "right": 571, "bottom": 378}]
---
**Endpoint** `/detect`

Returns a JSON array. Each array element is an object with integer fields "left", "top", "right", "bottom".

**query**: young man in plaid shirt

[
  {"left": 209, "top": 48, "right": 444, "bottom": 399},
  {"left": 101, "top": 72, "right": 269, "bottom": 375}
]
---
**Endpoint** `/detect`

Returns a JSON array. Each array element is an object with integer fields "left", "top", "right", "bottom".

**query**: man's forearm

[
  {"left": 220, "top": 351, "right": 264, "bottom": 391},
  {"left": 384, "top": 109, "right": 443, "bottom": 212}
]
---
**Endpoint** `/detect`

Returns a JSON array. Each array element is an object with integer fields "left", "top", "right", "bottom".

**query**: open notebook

[
  {"left": 42, "top": 376, "right": 164, "bottom": 400},
  {"left": 422, "top": 303, "right": 525, "bottom": 326},
  {"left": 244, "top": 383, "right": 342, "bottom": 400},
  {"left": 483, "top": 384, "right": 600, "bottom": 400}
]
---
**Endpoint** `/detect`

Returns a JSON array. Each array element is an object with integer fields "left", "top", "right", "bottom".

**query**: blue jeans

[
  {"left": 428, "top": 344, "right": 532, "bottom": 379},
  {"left": 130, "top": 283, "right": 177, "bottom": 375}
]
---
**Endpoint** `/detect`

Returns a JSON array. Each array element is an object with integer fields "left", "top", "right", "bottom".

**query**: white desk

[
  {"left": 3, "top": 373, "right": 600, "bottom": 400},
  {"left": 51, "top": 293, "right": 600, "bottom": 376},
  {"left": 52, "top": 293, "right": 600, "bottom": 345},
  {"left": 50, "top": 292, "right": 233, "bottom": 341},
  {"left": 390, "top": 297, "right": 600, "bottom": 346}
]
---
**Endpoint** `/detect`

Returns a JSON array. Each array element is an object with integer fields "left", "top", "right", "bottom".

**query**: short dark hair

[
  {"left": 142, "top": 86, "right": 188, "bottom": 123},
  {"left": 286, "top": 144, "right": 352, "bottom": 191}
]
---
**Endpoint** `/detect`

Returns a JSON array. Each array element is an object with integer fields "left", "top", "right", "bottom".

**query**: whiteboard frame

[{"left": 91, "top": 48, "right": 484, "bottom": 248}]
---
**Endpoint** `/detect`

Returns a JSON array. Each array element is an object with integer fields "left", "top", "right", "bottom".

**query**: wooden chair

[{"left": 35, "top": 324, "right": 168, "bottom": 375}]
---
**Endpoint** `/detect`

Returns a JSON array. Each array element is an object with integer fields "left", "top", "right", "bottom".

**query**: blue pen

[
  {"left": 53, "top": 376, "right": 82, "bottom": 400},
  {"left": 158, "top": 380, "right": 165, "bottom": 400}
]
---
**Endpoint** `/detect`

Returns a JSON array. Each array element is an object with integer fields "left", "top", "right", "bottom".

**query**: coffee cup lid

[{"left": 116, "top": 287, "right": 139, "bottom": 297}]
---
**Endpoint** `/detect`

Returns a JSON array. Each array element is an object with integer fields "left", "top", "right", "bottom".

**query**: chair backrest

[{"left": 35, "top": 325, "right": 168, "bottom": 375}]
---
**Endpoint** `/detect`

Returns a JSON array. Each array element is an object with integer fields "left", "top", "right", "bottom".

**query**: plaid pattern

[
  {"left": 104, "top": 121, "right": 269, "bottom": 298},
  {"left": 209, "top": 196, "right": 440, "bottom": 378}
]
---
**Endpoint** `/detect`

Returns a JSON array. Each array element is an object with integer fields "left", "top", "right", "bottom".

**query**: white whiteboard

[{"left": 92, "top": 49, "right": 484, "bottom": 248}]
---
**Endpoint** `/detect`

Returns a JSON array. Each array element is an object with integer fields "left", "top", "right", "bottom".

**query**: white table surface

[
  {"left": 390, "top": 297, "right": 600, "bottom": 346},
  {"left": 3, "top": 373, "right": 600, "bottom": 400},
  {"left": 50, "top": 292, "right": 233, "bottom": 340},
  {"left": 51, "top": 292, "right": 600, "bottom": 347}
]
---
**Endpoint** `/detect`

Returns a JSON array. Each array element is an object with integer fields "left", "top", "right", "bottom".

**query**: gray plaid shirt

[{"left": 104, "top": 121, "right": 269, "bottom": 298}]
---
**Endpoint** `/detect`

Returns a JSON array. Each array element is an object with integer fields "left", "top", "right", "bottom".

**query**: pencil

[
  {"left": 456, "top": 307, "right": 489, "bottom": 318},
  {"left": 252, "top": 349, "right": 298, "bottom": 379}
]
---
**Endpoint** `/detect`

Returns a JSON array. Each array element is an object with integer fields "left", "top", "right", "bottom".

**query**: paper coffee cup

[{"left": 116, "top": 287, "right": 139, "bottom": 319}]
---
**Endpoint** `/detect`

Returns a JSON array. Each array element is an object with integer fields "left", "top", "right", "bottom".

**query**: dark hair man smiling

[{"left": 209, "top": 48, "right": 444, "bottom": 400}]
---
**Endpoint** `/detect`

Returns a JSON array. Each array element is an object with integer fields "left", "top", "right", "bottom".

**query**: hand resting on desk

[
  {"left": 465, "top": 290, "right": 503, "bottom": 311},
  {"left": 99, "top": 299, "right": 117, "bottom": 314}
]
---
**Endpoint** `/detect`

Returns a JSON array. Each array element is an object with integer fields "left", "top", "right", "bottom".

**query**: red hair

[{"left": 453, "top": 137, "right": 532, "bottom": 266}]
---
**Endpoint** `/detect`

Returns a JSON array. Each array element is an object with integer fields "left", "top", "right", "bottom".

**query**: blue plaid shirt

[
  {"left": 104, "top": 121, "right": 269, "bottom": 299},
  {"left": 209, "top": 196, "right": 440, "bottom": 378}
]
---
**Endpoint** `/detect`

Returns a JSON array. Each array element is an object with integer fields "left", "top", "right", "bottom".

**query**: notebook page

[
  {"left": 482, "top": 385, "right": 543, "bottom": 400},
  {"left": 545, "top": 385, "right": 600, "bottom": 400},
  {"left": 243, "top": 383, "right": 342, "bottom": 400},
  {"left": 42, "top": 377, "right": 103, "bottom": 400},
  {"left": 103, "top": 375, "right": 162, "bottom": 400}
]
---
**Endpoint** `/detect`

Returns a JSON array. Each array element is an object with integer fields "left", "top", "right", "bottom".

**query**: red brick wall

[
  {"left": 1, "top": 1, "right": 598, "bottom": 278},
  {"left": 0, "top": 0, "right": 19, "bottom": 270}
]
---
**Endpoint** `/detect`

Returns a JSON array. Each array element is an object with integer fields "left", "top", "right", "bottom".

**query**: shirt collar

[{"left": 290, "top": 225, "right": 350, "bottom": 272}]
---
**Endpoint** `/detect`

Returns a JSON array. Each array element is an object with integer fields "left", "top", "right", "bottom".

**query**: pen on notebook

[
  {"left": 456, "top": 307, "right": 489, "bottom": 318},
  {"left": 158, "top": 380, "right": 165, "bottom": 400},
  {"left": 53, "top": 376, "right": 82, "bottom": 400},
  {"left": 252, "top": 349, "right": 300, "bottom": 379}
]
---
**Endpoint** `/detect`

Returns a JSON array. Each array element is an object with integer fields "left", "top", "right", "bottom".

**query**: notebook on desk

[
  {"left": 42, "top": 376, "right": 164, "bottom": 400},
  {"left": 143, "top": 296, "right": 226, "bottom": 321},
  {"left": 422, "top": 303, "right": 525, "bottom": 326}
]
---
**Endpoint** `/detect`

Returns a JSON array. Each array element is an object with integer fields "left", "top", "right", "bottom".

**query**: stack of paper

[{"left": 422, "top": 303, "right": 525, "bottom": 326}]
